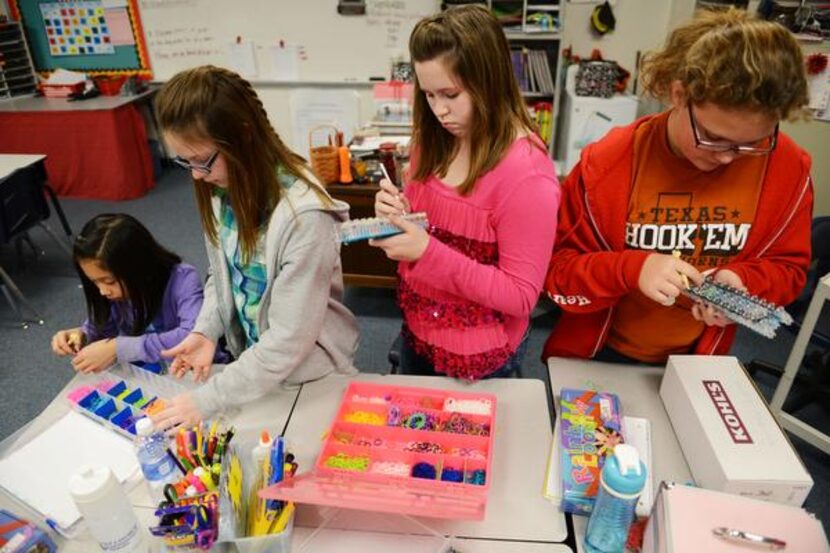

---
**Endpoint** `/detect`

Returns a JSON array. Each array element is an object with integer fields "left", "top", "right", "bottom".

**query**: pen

[{"left": 166, "top": 448, "right": 187, "bottom": 475}]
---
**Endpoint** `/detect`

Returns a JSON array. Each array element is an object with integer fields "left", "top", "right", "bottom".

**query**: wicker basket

[{"left": 309, "top": 125, "right": 340, "bottom": 185}]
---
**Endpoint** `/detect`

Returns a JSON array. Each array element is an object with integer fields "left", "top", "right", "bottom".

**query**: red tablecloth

[{"left": 0, "top": 104, "right": 154, "bottom": 200}]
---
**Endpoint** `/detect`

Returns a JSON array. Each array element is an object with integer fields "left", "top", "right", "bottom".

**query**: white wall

[{"left": 561, "top": 0, "right": 678, "bottom": 94}]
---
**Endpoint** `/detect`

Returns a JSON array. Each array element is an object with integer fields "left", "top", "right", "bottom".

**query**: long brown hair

[
  {"left": 640, "top": 8, "right": 808, "bottom": 120},
  {"left": 155, "top": 65, "right": 325, "bottom": 262},
  {"left": 409, "top": 4, "right": 539, "bottom": 195}
]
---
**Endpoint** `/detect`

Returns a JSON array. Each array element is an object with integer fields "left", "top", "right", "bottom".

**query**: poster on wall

[{"left": 40, "top": 1, "right": 115, "bottom": 56}]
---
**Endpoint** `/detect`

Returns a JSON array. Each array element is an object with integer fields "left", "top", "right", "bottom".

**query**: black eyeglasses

[
  {"left": 172, "top": 151, "right": 220, "bottom": 174},
  {"left": 688, "top": 104, "right": 778, "bottom": 156}
]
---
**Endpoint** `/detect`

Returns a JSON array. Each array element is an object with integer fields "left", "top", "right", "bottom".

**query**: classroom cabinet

[{"left": 0, "top": 21, "right": 37, "bottom": 100}]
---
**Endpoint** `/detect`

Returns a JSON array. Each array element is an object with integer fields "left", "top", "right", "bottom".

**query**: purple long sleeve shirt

[{"left": 80, "top": 263, "right": 204, "bottom": 364}]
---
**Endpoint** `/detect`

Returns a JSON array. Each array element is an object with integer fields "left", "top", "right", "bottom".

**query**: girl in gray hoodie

[{"left": 150, "top": 65, "right": 359, "bottom": 428}]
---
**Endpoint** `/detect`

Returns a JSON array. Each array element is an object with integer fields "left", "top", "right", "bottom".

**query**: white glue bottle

[{"left": 68, "top": 464, "right": 147, "bottom": 553}]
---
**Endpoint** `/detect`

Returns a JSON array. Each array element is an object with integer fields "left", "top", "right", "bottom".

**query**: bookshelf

[
  {"left": 0, "top": 21, "right": 37, "bottom": 100},
  {"left": 443, "top": 1, "right": 565, "bottom": 157}
]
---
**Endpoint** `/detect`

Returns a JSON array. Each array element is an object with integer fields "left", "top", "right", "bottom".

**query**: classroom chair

[{"left": 0, "top": 161, "right": 73, "bottom": 328}]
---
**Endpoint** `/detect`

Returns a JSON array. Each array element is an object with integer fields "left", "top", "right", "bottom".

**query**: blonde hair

[
  {"left": 155, "top": 66, "right": 326, "bottom": 263},
  {"left": 640, "top": 8, "right": 808, "bottom": 120},
  {"left": 409, "top": 4, "right": 541, "bottom": 195}
]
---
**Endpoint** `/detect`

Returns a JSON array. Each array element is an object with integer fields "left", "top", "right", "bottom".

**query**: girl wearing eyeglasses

[
  {"left": 149, "top": 66, "right": 359, "bottom": 429},
  {"left": 51, "top": 213, "right": 217, "bottom": 374},
  {"left": 544, "top": 8, "right": 812, "bottom": 364}
]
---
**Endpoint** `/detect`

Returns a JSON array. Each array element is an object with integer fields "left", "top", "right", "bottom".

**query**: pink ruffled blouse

[{"left": 399, "top": 137, "right": 560, "bottom": 379}]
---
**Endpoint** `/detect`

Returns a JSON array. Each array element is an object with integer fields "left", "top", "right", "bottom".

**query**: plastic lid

[
  {"left": 601, "top": 444, "right": 647, "bottom": 496},
  {"left": 135, "top": 417, "right": 154, "bottom": 437},
  {"left": 68, "top": 464, "right": 116, "bottom": 503}
]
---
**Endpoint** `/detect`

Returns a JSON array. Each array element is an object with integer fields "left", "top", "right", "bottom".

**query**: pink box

[{"left": 261, "top": 381, "right": 497, "bottom": 520}]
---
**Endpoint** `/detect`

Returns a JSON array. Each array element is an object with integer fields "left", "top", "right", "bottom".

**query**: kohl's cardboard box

[{"left": 659, "top": 355, "right": 812, "bottom": 507}]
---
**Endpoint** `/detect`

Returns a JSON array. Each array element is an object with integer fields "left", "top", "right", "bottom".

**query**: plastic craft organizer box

[
  {"left": 66, "top": 379, "right": 163, "bottom": 438},
  {"left": 267, "top": 381, "right": 497, "bottom": 521}
]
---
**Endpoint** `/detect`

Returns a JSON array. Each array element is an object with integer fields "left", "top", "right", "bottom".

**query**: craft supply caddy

[{"left": 262, "top": 381, "right": 498, "bottom": 521}]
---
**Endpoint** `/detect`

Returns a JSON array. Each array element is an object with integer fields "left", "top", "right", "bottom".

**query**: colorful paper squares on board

[{"left": 41, "top": 1, "right": 115, "bottom": 56}]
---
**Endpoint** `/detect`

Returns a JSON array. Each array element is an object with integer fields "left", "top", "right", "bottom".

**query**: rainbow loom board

[
  {"left": 66, "top": 379, "right": 166, "bottom": 438},
  {"left": 336, "top": 212, "right": 429, "bottom": 244},
  {"left": 559, "top": 388, "right": 623, "bottom": 516}
]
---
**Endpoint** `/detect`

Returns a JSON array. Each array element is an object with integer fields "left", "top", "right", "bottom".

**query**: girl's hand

[
  {"left": 71, "top": 339, "right": 117, "bottom": 373},
  {"left": 691, "top": 269, "right": 745, "bottom": 327},
  {"left": 162, "top": 332, "right": 216, "bottom": 383},
  {"left": 638, "top": 253, "right": 702, "bottom": 306},
  {"left": 150, "top": 392, "right": 204, "bottom": 431},
  {"left": 52, "top": 328, "right": 85, "bottom": 356},
  {"left": 369, "top": 214, "right": 429, "bottom": 262},
  {"left": 374, "top": 179, "right": 410, "bottom": 218}
]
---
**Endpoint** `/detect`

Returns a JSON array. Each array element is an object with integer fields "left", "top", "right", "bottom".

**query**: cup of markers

[{"left": 149, "top": 421, "right": 235, "bottom": 550}]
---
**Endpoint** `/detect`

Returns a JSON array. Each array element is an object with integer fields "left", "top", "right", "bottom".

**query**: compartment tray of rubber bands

[{"left": 260, "top": 380, "right": 497, "bottom": 520}]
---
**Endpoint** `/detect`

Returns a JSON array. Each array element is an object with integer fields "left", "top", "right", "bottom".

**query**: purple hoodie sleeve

[
  {"left": 115, "top": 265, "right": 204, "bottom": 363},
  {"left": 80, "top": 305, "right": 120, "bottom": 343}
]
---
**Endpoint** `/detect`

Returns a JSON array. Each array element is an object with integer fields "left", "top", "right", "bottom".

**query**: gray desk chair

[{"left": 0, "top": 161, "right": 73, "bottom": 328}]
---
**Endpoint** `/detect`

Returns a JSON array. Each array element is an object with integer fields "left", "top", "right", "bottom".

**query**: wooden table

[{"left": 328, "top": 183, "right": 398, "bottom": 288}]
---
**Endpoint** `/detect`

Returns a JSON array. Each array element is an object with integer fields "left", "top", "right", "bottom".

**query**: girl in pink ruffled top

[{"left": 371, "top": 5, "right": 560, "bottom": 380}]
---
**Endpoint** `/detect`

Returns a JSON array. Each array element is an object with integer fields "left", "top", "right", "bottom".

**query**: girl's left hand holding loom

[
  {"left": 71, "top": 339, "right": 116, "bottom": 373},
  {"left": 369, "top": 214, "right": 429, "bottom": 262}
]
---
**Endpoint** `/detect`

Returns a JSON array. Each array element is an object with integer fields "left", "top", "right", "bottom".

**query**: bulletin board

[{"left": 10, "top": 0, "right": 152, "bottom": 77}]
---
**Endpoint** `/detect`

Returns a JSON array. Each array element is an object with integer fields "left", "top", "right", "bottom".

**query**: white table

[
  {"left": 284, "top": 373, "right": 568, "bottom": 545},
  {"left": 770, "top": 272, "right": 830, "bottom": 455},
  {"left": 547, "top": 357, "right": 693, "bottom": 552},
  {"left": 0, "top": 364, "right": 301, "bottom": 548},
  {"left": 0, "top": 154, "right": 46, "bottom": 178},
  {"left": 0, "top": 90, "right": 155, "bottom": 112}
]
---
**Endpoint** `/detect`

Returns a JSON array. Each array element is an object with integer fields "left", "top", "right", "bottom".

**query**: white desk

[
  {"left": 0, "top": 154, "right": 46, "bottom": 178},
  {"left": 0, "top": 371, "right": 568, "bottom": 550},
  {"left": 284, "top": 374, "right": 568, "bottom": 544},
  {"left": 0, "top": 90, "right": 155, "bottom": 112},
  {"left": 547, "top": 357, "right": 693, "bottom": 552},
  {"left": 0, "top": 365, "right": 301, "bottom": 547}
]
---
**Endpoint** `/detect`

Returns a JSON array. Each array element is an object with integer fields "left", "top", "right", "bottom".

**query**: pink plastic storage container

[{"left": 261, "top": 381, "right": 497, "bottom": 520}]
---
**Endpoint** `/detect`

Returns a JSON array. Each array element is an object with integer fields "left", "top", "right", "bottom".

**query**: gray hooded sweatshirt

[{"left": 191, "top": 176, "right": 359, "bottom": 415}]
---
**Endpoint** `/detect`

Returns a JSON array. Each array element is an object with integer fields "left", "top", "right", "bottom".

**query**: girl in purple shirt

[{"left": 51, "top": 213, "right": 206, "bottom": 374}]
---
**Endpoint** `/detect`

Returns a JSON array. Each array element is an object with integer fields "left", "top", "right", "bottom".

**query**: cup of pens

[{"left": 148, "top": 422, "right": 298, "bottom": 552}]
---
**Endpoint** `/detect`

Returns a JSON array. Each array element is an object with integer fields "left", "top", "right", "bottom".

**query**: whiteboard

[{"left": 137, "top": 0, "right": 439, "bottom": 82}]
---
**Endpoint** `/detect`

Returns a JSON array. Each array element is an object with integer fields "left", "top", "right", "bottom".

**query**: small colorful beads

[
  {"left": 443, "top": 397, "right": 493, "bottom": 416},
  {"left": 371, "top": 461, "right": 411, "bottom": 477},
  {"left": 324, "top": 453, "right": 370, "bottom": 472},
  {"left": 411, "top": 462, "right": 437, "bottom": 480},
  {"left": 387, "top": 405, "right": 402, "bottom": 426},
  {"left": 449, "top": 447, "right": 486, "bottom": 460},
  {"left": 404, "top": 441, "right": 444, "bottom": 454},
  {"left": 343, "top": 410, "right": 386, "bottom": 426},
  {"left": 401, "top": 411, "right": 438, "bottom": 431},
  {"left": 351, "top": 394, "right": 390, "bottom": 404},
  {"left": 465, "top": 469, "right": 487, "bottom": 486},
  {"left": 441, "top": 467, "right": 464, "bottom": 483},
  {"left": 441, "top": 413, "right": 490, "bottom": 436}
]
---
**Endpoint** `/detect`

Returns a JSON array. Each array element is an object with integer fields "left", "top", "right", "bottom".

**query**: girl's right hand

[
  {"left": 638, "top": 253, "right": 702, "bottom": 307},
  {"left": 161, "top": 332, "right": 216, "bottom": 383},
  {"left": 374, "top": 179, "right": 410, "bottom": 218},
  {"left": 52, "top": 328, "right": 85, "bottom": 356}
]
